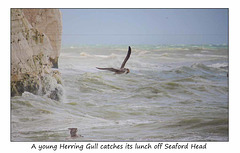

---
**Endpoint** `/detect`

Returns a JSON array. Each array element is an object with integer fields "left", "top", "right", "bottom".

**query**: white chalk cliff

[{"left": 11, "top": 9, "right": 63, "bottom": 101}]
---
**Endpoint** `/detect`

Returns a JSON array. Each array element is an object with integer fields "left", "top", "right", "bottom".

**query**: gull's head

[{"left": 125, "top": 68, "right": 130, "bottom": 74}]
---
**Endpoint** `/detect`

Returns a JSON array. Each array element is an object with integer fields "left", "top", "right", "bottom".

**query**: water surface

[{"left": 11, "top": 44, "right": 229, "bottom": 141}]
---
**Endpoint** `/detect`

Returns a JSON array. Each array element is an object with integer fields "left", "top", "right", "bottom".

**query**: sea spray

[{"left": 38, "top": 73, "right": 64, "bottom": 101}]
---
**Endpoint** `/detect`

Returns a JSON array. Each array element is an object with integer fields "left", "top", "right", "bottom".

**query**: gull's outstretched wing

[
  {"left": 96, "top": 67, "right": 120, "bottom": 73},
  {"left": 120, "top": 46, "right": 131, "bottom": 69}
]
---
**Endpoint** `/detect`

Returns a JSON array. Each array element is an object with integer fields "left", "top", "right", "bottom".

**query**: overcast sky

[{"left": 60, "top": 9, "right": 228, "bottom": 45}]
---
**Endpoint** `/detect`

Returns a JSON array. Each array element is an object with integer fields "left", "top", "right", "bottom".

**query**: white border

[{"left": 2, "top": 0, "right": 239, "bottom": 153}]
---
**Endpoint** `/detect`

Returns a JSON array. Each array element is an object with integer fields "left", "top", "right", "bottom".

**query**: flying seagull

[{"left": 96, "top": 46, "right": 131, "bottom": 74}]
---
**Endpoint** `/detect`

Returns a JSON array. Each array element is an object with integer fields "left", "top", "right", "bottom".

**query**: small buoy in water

[{"left": 68, "top": 128, "right": 83, "bottom": 138}]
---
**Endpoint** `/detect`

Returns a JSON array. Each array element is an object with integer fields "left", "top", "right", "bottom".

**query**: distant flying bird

[{"left": 96, "top": 46, "right": 132, "bottom": 74}]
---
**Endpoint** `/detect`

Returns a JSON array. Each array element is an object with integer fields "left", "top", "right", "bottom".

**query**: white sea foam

[
  {"left": 80, "top": 52, "right": 92, "bottom": 57},
  {"left": 201, "top": 50, "right": 209, "bottom": 53},
  {"left": 94, "top": 53, "right": 117, "bottom": 58},
  {"left": 208, "top": 62, "right": 228, "bottom": 68},
  {"left": 186, "top": 53, "right": 227, "bottom": 58}
]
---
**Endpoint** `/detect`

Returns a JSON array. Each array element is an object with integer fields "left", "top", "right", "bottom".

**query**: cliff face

[
  {"left": 11, "top": 9, "right": 63, "bottom": 101},
  {"left": 22, "top": 9, "right": 62, "bottom": 68}
]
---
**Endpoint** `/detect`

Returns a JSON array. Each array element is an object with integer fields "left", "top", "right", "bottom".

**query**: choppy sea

[{"left": 11, "top": 44, "right": 228, "bottom": 141}]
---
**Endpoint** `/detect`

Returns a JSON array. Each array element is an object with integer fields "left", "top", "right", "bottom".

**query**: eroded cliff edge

[{"left": 11, "top": 9, "right": 63, "bottom": 101}]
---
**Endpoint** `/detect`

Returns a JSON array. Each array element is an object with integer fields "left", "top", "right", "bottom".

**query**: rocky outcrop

[
  {"left": 22, "top": 9, "right": 62, "bottom": 68},
  {"left": 11, "top": 9, "right": 63, "bottom": 101}
]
